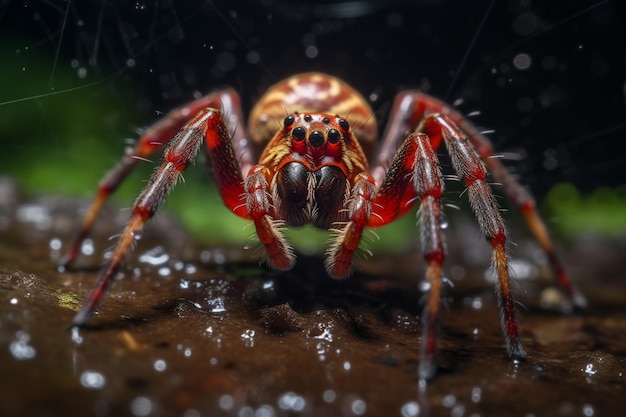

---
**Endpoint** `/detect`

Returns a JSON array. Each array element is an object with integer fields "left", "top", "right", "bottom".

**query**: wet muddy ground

[{"left": 0, "top": 177, "right": 624, "bottom": 417}]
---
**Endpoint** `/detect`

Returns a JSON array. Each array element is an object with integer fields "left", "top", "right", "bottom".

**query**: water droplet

[
  {"left": 241, "top": 329, "right": 256, "bottom": 347},
  {"left": 182, "top": 409, "right": 201, "bottom": 417},
  {"left": 278, "top": 392, "right": 306, "bottom": 411},
  {"left": 80, "top": 238, "right": 94, "bottom": 256},
  {"left": 49, "top": 238, "right": 62, "bottom": 251},
  {"left": 351, "top": 399, "right": 367, "bottom": 415},
  {"left": 255, "top": 405, "right": 275, "bottom": 417},
  {"left": 246, "top": 51, "right": 260, "bottom": 64},
  {"left": 218, "top": 394, "right": 234, "bottom": 410},
  {"left": 80, "top": 370, "right": 106, "bottom": 389},
  {"left": 343, "top": 361, "right": 351, "bottom": 371},
  {"left": 439, "top": 213, "right": 448, "bottom": 229},
  {"left": 451, "top": 404, "right": 466, "bottom": 417},
  {"left": 17, "top": 204, "right": 51, "bottom": 230},
  {"left": 138, "top": 246, "right": 170, "bottom": 266},
  {"left": 71, "top": 327, "right": 83, "bottom": 344},
  {"left": 10, "top": 297, "right": 18, "bottom": 305},
  {"left": 10, "top": 331, "right": 36, "bottom": 360},
  {"left": 582, "top": 404, "right": 594, "bottom": 417},
  {"left": 513, "top": 53, "right": 532, "bottom": 70},
  {"left": 471, "top": 386, "right": 481, "bottom": 403},
  {"left": 305, "top": 45, "right": 319, "bottom": 59},
  {"left": 205, "top": 296, "right": 226, "bottom": 314},
  {"left": 313, "top": 322, "right": 334, "bottom": 342},
  {"left": 153, "top": 359, "right": 166, "bottom": 372},
  {"left": 442, "top": 394, "right": 456, "bottom": 407},
  {"left": 401, "top": 401, "right": 420, "bottom": 417},
  {"left": 323, "top": 389, "right": 336, "bottom": 403},
  {"left": 583, "top": 363, "right": 597, "bottom": 376},
  {"left": 130, "top": 396, "right": 153, "bottom": 416}
]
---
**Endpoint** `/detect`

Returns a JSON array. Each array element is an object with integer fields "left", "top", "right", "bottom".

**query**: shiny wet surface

[{"left": 0, "top": 179, "right": 624, "bottom": 417}]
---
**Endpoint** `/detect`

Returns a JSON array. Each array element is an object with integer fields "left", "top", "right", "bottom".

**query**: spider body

[{"left": 61, "top": 72, "right": 585, "bottom": 381}]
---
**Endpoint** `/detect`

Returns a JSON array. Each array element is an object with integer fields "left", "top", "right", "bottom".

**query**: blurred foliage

[{"left": 545, "top": 183, "right": 626, "bottom": 238}]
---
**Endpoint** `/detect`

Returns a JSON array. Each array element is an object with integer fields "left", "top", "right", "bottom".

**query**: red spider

[{"left": 60, "top": 72, "right": 585, "bottom": 381}]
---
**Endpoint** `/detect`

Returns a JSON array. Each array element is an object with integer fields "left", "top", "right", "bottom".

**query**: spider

[{"left": 60, "top": 72, "right": 586, "bottom": 381}]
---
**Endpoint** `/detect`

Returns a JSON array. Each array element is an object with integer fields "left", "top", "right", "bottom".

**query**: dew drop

[
  {"left": 153, "top": 359, "right": 167, "bottom": 372},
  {"left": 513, "top": 53, "right": 532, "bottom": 70},
  {"left": 278, "top": 391, "right": 306, "bottom": 411},
  {"left": 241, "top": 329, "right": 256, "bottom": 347},
  {"left": 471, "top": 386, "right": 482, "bottom": 403},
  {"left": 130, "top": 396, "right": 153, "bottom": 416},
  {"left": 582, "top": 404, "right": 594, "bottom": 417},
  {"left": 218, "top": 394, "right": 234, "bottom": 410},
  {"left": 351, "top": 399, "right": 367, "bottom": 415},
  {"left": 401, "top": 401, "right": 420, "bottom": 417},
  {"left": 80, "top": 370, "right": 106, "bottom": 389},
  {"left": 323, "top": 389, "right": 336, "bottom": 403},
  {"left": 305, "top": 45, "right": 319, "bottom": 58},
  {"left": 439, "top": 213, "right": 449, "bottom": 229},
  {"left": 49, "top": 238, "right": 62, "bottom": 250},
  {"left": 138, "top": 246, "right": 169, "bottom": 266},
  {"left": 10, "top": 331, "right": 36, "bottom": 360},
  {"left": 442, "top": 394, "right": 456, "bottom": 407}
]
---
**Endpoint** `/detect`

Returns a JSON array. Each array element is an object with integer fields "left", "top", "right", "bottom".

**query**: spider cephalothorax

[{"left": 60, "top": 72, "right": 585, "bottom": 381}]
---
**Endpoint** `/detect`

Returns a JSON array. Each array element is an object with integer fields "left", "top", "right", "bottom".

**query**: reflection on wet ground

[{"left": 0, "top": 178, "right": 624, "bottom": 416}]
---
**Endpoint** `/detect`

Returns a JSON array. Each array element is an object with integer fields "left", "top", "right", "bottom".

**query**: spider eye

[
  {"left": 338, "top": 118, "right": 350, "bottom": 131},
  {"left": 328, "top": 129, "right": 341, "bottom": 144},
  {"left": 283, "top": 115, "right": 295, "bottom": 127},
  {"left": 309, "top": 131, "right": 325, "bottom": 148},
  {"left": 292, "top": 127, "right": 306, "bottom": 141}
]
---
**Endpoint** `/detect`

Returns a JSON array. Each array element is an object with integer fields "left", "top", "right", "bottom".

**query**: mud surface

[{"left": 0, "top": 178, "right": 624, "bottom": 417}]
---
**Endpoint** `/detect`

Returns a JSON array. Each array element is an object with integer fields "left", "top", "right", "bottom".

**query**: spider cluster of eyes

[{"left": 283, "top": 113, "right": 350, "bottom": 147}]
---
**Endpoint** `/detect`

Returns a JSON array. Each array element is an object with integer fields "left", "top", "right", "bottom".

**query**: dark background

[{"left": 1, "top": 0, "right": 624, "bottom": 201}]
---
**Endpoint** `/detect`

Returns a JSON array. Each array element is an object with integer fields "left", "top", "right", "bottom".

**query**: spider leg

[
  {"left": 478, "top": 144, "right": 587, "bottom": 309},
  {"left": 375, "top": 133, "right": 448, "bottom": 382},
  {"left": 422, "top": 113, "right": 525, "bottom": 362},
  {"left": 326, "top": 131, "right": 447, "bottom": 381},
  {"left": 243, "top": 165, "right": 295, "bottom": 271},
  {"left": 325, "top": 172, "right": 377, "bottom": 278},
  {"left": 60, "top": 89, "right": 248, "bottom": 269},
  {"left": 72, "top": 108, "right": 240, "bottom": 326},
  {"left": 375, "top": 91, "right": 585, "bottom": 309}
]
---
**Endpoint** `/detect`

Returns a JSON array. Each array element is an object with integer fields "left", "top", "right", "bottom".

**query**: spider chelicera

[{"left": 60, "top": 72, "right": 586, "bottom": 381}]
